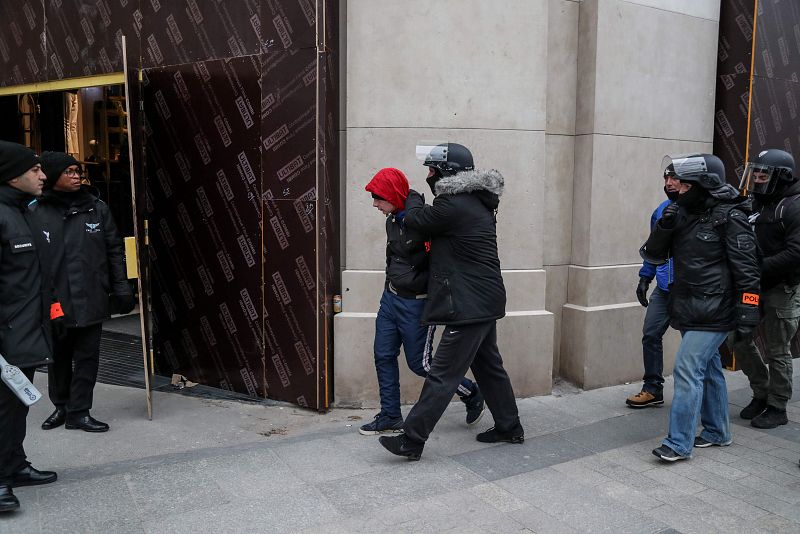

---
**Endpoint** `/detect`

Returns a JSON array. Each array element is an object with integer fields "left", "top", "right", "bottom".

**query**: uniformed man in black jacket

[
  {"left": 34, "top": 152, "right": 135, "bottom": 433},
  {"left": 0, "top": 141, "right": 58, "bottom": 513},
  {"left": 641, "top": 154, "right": 760, "bottom": 462},
  {"left": 379, "top": 143, "right": 523, "bottom": 460},
  {"left": 733, "top": 149, "right": 800, "bottom": 429}
]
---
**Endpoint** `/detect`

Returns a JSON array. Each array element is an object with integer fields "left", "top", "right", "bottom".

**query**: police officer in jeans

[
  {"left": 642, "top": 154, "right": 760, "bottom": 462},
  {"left": 734, "top": 149, "right": 800, "bottom": 429},
  {"left": 35, "top": 152, "right": 134, "bottom": 433},
  {"left": 379, "top": 143, "right": 523, "bottom": 460},
  {"left": 360, "top": 167, "right": 485, "bottom": 435},
  {"left": 627, "top": 165, "right": 680, "bottom": 408},
  {"left": 0, "top": 141, "right": 58, "bottom": 512}
]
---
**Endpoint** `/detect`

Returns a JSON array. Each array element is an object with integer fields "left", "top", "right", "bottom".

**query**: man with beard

[
  {"left": 627, "top": 165, "right": 680, "bottom": 408},
  {"left": 641, "top": 154, "right": 760, "bottom": 462},
  {"left": 378, "top": 143, "right": 522, "bottom": 461},
  {"left": 0, "top": 141, "right": 58, "bottom": 512},
  {"left": 733, "top": 149, "right": 800, "bottom": 429},
  {"left": 34, "top": 152, "right": 134, "bottom": 433}
]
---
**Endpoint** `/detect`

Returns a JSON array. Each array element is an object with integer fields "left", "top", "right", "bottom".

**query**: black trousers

[
  {"left": 48, "top": 324, "right": 103, "bottom": 417},
  {"left": 0, "top": 367, "right": 35, "bottom": 485},
  {"left": 403, "top": 320, "right": 520, "bottom": 443}
]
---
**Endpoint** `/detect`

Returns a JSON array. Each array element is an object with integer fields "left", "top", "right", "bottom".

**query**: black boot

[
  {"left": 740, "top": 397, "right": 767, "bottom": 420},
  {"left": 476, "top": 421, "right": 525, "bottom": 444},
  {"left": 12, "top": 465, "right": 57, "bottom": 487},
  {"left": 0, "top": 485, "right": 20, "bottom": 513},
  {"left": 379, "top": 434, "right": 424, "bottom": 461},
  {"left": 65, "top": 414, "right": 109, "bottom": 433},
  {"left": 461, "top": 386, "right": 486, "bottom": 426},
  {"left": 42, "top": 406, "right": 67, "bottom": 430},
  {"left": 751, "top": 406, "right": 788, "bottom": 429}
]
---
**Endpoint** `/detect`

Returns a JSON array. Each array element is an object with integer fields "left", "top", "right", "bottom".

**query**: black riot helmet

[
  {"left": 421, "top": 143, "right": 475, "bottom": 177},
  {"left": 661, "top": 154, "right": 736, "bottom": 199},
  {"left": 739, "top": 148, "right": 796, "bottom": 196}
]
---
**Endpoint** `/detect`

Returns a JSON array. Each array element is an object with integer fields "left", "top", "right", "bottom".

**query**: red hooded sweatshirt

[{"left": 365, "top": 168, "right": 409, "bottom": 211}]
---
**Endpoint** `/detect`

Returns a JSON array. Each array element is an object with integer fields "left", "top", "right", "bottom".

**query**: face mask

[
  {"left": 664, "top": 186, "right": 679, "bottom": 201},
  {"left": 675, "top": 184, "right": 706, "bottom": 210},
  {"left": 426, "top": 168, "right": 442, "bottom": 195}
]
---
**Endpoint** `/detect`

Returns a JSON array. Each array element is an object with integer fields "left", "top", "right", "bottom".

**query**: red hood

[{"left": 365, "top": 167, "right": 409, "bottom": 211}]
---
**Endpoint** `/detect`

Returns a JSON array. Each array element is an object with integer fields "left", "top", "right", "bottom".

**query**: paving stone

[
  {"left": 197, "top": 448, "right": 307, "bottom": 500},
  {"left": 645, "top": 503, "right": 723, "bottom": 534},
  {"left": 124, "top": 461, "right": 229, "bottom": 521},
  {"left": 695, "top": 488, "right": 770, "bottom": 520},
  {"left": 0, "top": 506, "right": 39, "bottom": 534},
  {"left": 451, "top": 432, "right": 592, "bottom": 481},
  {"left": 507, "top": 504, "right": 581, "bottom": 534},
  {"left": 497, "top": 468, "right": 668, "bottom": 533},
  {"left": 35, "top": 473, "right": 139, "bottom": 532},
  {"left": 316, "top": 457, "right": 485, "bottom": 517},
  {"left": 468, "top": 482, "right": 529, "bottom": 513},
  {"left": 555, "top": 411, "right": 668, "bottom": 454},
  {"left": 141, "top": 486, "right": 340, "bottom": 534},
  {"left": 596, "top": 480, "right": 663, "bottom": 512},
  {"left": 641, "top": 466, "right": 708, "bottom": 495},
  {"left": 737, "top": 474, "right": 800, "bottom": 504},
  {"left": 273, "top": 436, "right": 387, "bottom": 484},
  {"left": 550, "top": 457, "right": 614, "bottom": 487}
]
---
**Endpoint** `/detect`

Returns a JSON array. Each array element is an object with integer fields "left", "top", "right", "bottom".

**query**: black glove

[
  {"left": 733, "top": 324, "right": 755, "bottom": 343},
  {"left": 659, "top": 203, "right": 680, "bottom": 229},
  {"left": 111, "top": 293, "right": 136, "bottom": 315},
  {"left": 405, "top": 189, "right": 425, "bottom": 209},
  {"left": 636, "top": 277, "right": 651, "bottom": 307}
]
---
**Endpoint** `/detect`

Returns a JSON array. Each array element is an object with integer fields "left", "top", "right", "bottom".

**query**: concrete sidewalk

[{"left": 2, "top": 368, "right": 800, "bottom": 533}]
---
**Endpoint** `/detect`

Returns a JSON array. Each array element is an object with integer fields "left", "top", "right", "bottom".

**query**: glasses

[{"left": 63, "top": 168, "right": 82, "bottom": 177}]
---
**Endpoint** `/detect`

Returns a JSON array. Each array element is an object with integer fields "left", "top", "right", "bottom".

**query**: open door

[{"left": 122, "top": 36, "right": 154, "bottom": 419}]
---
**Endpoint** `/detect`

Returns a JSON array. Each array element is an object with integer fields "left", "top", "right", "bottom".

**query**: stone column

[
  {"left": 333, "top": 0, "right": 554, "bottom": 407},
  {"left": 558, "top": 0, "right": 721, "bottom": 389}
]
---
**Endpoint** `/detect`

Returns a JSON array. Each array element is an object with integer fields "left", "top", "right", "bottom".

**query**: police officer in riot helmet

[
  {"left": 641, "top": 153, "right": 760, "bottom": 462},
  {"left": 734, "top": 149, "right": 800, "bottom": 429},
  {"left": 379, "top": 142, "right": 523, "bottom": 460}
]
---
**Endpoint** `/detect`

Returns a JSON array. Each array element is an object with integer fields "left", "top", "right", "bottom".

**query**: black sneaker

[
  {"left": 476, "top": 422, "right": 524, "bottom": 444},
  {"left": 693, "top": 436, "right": 732, "bottom": 448},
  {"left": 652, "top": 444, "right": 689, "bottom": 462},
  {"left": 462, "top": 386, "right": 486, "bottom": 426},
  {"left": 751, "top": 406, "right": 788, "bottom": 429},
  {"left": 358, "top": 413, "right": 404, "bottom": 436},
  {"left": 379, "top": 434, "right": 424, "bottom": 461},
  {"left": 740, "top": 397, "right": 768, "bottom": 420}
]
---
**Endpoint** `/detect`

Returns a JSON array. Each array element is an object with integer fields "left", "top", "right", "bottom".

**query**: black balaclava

[
  {"left": 664, "top": 186, "right": 680, "bottom": 202},
  {"left": 426, "top": 168, "right": 443, "bottom": 195},
  {"left": 675, "top": 183, "right": 709, "bottom": 211}
]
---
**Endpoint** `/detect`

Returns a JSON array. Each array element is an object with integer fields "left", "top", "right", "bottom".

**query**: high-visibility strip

[{"left": 0, "top": 73, "right": 125, "bottom": 96}]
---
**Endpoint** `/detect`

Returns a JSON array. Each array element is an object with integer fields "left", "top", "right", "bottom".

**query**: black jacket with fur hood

[{"left": 404, "top": 169, "right": 506, "bottom": 325}]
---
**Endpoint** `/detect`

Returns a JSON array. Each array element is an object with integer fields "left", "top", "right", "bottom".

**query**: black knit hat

[
  {"left": 40, "top": 151, "right": 80, "bottom": 190},
  {"left": 0, "top": 141, "right": 40, "bottom": 183}
]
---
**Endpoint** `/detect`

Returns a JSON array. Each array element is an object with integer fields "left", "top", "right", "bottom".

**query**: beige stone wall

[{"left": 333, "top": 0, "right": 722, "bottom": 406}]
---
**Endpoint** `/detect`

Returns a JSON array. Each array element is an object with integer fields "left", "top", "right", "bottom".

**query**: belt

[{"left": 387, "top": 282, "right": 427, "bottom": 300}]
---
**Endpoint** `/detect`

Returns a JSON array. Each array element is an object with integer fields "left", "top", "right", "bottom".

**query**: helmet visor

[
  {"left": 740, "top": 162, "right": 779, "bottom": 195},
  {"left": 662, "top": 155, "right": 709, "bottom": 179},
  {"left": 416, "top": 142, "right": 448, "bottom": 165}
]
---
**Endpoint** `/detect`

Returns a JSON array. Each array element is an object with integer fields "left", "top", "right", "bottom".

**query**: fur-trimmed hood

[{"left": 434, "top": 169, "right": 504, "bottom": 197}]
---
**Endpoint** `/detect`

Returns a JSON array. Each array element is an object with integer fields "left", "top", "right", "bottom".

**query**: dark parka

[
  {"left": 641, "top": 194, "right": 761, "bottom": 332},
  {"left": 385, "top": 214, "right": 429, "bottom": 296},
  {"left": 752, "top": 179, "right": 800, "bottom": 291},
  {"left": 0, "top": 185, "right": 53, "bottom": 368},
  {"left": 404, "top": 169, "right": 506, "bottom": 326},
  {"left": 30, "top": 187, "right": 130, "bottom": 327}
]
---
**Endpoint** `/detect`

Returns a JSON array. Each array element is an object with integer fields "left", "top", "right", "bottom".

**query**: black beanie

[
  {"left": 0, "top": 141, "right": 40, "bottom": 183},
  {"left": 40, "top": 151, "right": 80, "bottom": 190}
]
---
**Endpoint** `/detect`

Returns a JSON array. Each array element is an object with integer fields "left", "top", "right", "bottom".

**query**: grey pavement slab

[{"left": 2, "top": 367, "right": 800, "bottom": 532}]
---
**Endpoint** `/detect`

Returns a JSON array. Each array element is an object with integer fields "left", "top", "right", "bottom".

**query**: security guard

[
  {"left": 734, "top": 149, "right": 800, "bottom": 428},
  {"left": 0, "top": 141, "right": 57, "bottom": 512}
]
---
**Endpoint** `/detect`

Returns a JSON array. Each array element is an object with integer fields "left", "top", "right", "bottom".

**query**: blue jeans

[
  {"left": 641, "top": 287, "right": 671, "bottom": 394},
  {"left": 662, "top": 330, "right": 731, "bottom": 456},
  {"left": 374, "top": 290, "right": 476, "bottom": 419}
]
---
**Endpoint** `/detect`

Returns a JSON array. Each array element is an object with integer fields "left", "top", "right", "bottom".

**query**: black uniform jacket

[
  {"left": 30, "top": 187, "right": 130, "bottom": 327},
  {"left": 385, "top": 213, "right": 429, "bottom": 296},
  {"left": 0, "top": 185, "right": 53, "bottom": 368},
  {"left": 753, "top": 179, "right": 800, "bottom": 291},
  {"left": 404, "top": 169, "right": 507, "bottom": 326},
  {"left": 641, "top": 196, "right": 760, "bottom": 332}
]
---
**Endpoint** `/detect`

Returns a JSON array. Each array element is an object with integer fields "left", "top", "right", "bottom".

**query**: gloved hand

[
  {"left": 733, "top": 324, "right": 755, "bottom": 343},
  {"left": 659, "top": 203, "right": 680, "bottom": 229},
  {"left": 636, "top": 277, "right": 651, "bottom": 307},
  {"left": 111, "top": 293, "right": 136, "bottom": 315}
]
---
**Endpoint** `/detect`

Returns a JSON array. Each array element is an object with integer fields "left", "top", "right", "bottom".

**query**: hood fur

[{"left": 434, "top": 169, "right": 504, "bottom": 197}]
